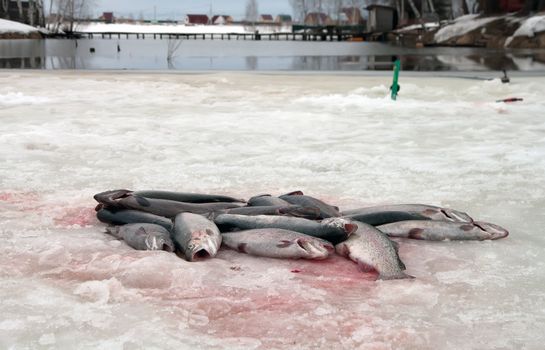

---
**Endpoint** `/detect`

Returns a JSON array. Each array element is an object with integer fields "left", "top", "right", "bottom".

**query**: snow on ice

[{"left": 1, "top": 72, "right": 545, "bottom": 349}]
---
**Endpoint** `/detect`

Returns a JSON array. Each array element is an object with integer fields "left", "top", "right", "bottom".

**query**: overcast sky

[{"left": 54, "top": 0, "right": 294, "bottom": 21}]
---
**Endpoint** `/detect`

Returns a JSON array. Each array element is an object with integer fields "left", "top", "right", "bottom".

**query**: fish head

[
  {"left": 441, "top": 208, "right": 474, "bottom": 223},
  {"left": 473, "top": 221, "right": 509, "bottom": 240},
  {"left": 185, "top": 229, "right": 221, "bottom": 261},
  {"left": 93, "top": 189, "right": 133, "bottom": 207},
  {"left": 295, "top": 237, "right": 333, "bottom": 260},
  {"left": 145, "top": 235, "right": 175, "bottom": 252},
  {"left": 321, "top": 217, "right": 359, "bottom": 235}
]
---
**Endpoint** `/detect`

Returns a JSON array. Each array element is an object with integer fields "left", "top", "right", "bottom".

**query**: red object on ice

[{"left": 291, "top": 269, "right": 302, "bottom": 273}]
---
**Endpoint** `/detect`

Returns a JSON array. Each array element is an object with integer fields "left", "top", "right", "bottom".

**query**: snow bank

[
  {"left": 505, "top": 14, "right": 545, "bottom": 46},
  {"left": 434, "top": 14, "right": 499, "bottom": 43},
  {"left": 0, "top": 18, "right": 39, "bottom": 34},
  {"left": 76, "top": 22, "right": 290, "bottom": 35}
]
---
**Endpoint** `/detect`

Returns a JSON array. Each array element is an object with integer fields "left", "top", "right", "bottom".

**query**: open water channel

[{"left": 1, "top": 38, "right": 545, "bottom": 71}]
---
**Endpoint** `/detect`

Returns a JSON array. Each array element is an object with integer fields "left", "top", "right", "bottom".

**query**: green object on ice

[{"left": 390, "top": 59, "right": 401, "bottom": 101}]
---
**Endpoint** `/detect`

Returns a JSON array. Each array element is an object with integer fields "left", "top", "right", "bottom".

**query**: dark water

[{"left": 1, "top": 39, "right": 545, "bottom": 71}]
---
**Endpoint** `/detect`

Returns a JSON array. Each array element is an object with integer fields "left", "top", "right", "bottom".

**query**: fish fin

[
  {"left": 105, "top": 226, "right": 121, "bottom": 238},
  {"left": 135, "top": 196, "right": 151, "bottom": 207},
  {"left": 237, "top": 243, "right": 248, "bottom": 253},
  {"left": 335, "top": 243, "right": 349, "bottom": 257},
  {"left": 356, "top": 260, "right": 375, "bottom": 273},
  {"left": 397, "top": 257, "right": 407, "bottom": 270},
  {"left": 333, "top": 206, "right": 340, "bottom": 211},
  {"left": 284, "top": 190, "right": 304, "bottom": 196},
  {"left": 408, "top": 228, "right": 425, "bottom": 239},
  {"left": 390, "top": 239, "right": 400, "bottom": 252},
  {"left": 276, "top": 240, "right": 293, "bottom": 248},
  {"left": 378, "top": 272, "right": 414, "bottom": 280}
]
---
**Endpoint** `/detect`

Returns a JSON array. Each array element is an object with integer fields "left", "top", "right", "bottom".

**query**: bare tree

[
  {"left": 167, "top": 38, "right": 182, "bottom": 69},
  {"left": 49, "top": 0, "right": 96, "bottom": 33},
  {"left": 245, "top": 0, "right": 259, "bottom": 22}
]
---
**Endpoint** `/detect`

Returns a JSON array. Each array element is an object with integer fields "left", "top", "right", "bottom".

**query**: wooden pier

[{"left": 71, "top": 32, "right": 358, "bottom": 42}]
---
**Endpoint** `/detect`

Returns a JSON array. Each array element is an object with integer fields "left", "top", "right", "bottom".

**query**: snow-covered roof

[{"left": 0, "top": 18, "right": 39, "bottom": 34}]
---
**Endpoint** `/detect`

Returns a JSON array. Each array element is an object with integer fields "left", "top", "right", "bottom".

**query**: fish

[
  {"left": 342, "top": 204, "right": 473, "bottom": 223},
  {"left": 93, "top": 189, "right": 133, "bottom": 208},
  {"left": 279, "top": 191, "right": 341, "bottom": 219},
  {"left": 248, "top": 194, "right": 291, "bottom": 207},
  {"left": 336, "top": 222, "right": 413, "bottom": 280},
  {"left": 118, "top": 195, "right": 244, "bottom": 218},
  {"left": 210, "top": 205, "right": 321, "bottom": 220},
  {"left": 213, "top": 214, "right": 357, "bottom": 244},
  {"left": 342, "top": 211, "right": 430, "bottom": 226},
  {"left": 133, "top": 190, "right": 245, "bottom": 203},
  {"left": 172, "top": 212, "right": 222, "bottom": 261},
  {"left": 106, "top": 223, "right": 175, "bottom": 252},
  {"left": 376, "top": 220, "right": 509, "bottom": 241},
  {"left": 96, "top": 208, "right": 174, "bottom": 231},
  {"left": 222, "top": 228, "right": 334, "bottom": 260}
]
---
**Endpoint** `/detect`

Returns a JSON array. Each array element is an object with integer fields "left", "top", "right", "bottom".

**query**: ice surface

[{"left": 1, "top": 72, "right": 545, "bottom": 349}]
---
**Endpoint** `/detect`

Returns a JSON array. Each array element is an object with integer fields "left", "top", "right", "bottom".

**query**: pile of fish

[{"left": 94, "top": 189, "right": 509, "bottom": 280}]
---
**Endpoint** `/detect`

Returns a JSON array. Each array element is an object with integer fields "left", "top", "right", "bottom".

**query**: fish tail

[{"left": 378, "top": 272, "right": 414, "bottom": 280}]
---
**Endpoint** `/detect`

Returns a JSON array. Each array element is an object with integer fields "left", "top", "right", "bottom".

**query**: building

[
  {"left": 304, "top": 12, "right": 330, "bottom": 26},
  {"left": 500, "top": 0, "right": 525, "bottom": 12},
  {"left": 340, "top": 7, "right": 364, "bottom": 25},
  {"left": 211, "top": 15, "right": 233, "bottom": 25},
  {"left": 99, "top": 12, "right": 114, "bottom": 24},
  {"left": 259, "top": 14, "right": 274, "bottom": 22},
  {"left": 275, "top": 14, "right": 292, "bottom": 24},
  {"left": 366, "top": 4, "right": 395, "bottom": 32},
  {"left": 184, "top": 14, "right": 209, "bottom": 25}
]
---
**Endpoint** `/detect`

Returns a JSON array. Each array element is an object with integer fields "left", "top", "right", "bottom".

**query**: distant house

[
  {"left": 500, "top": 0, "right": 525, "bottom": 12},
  {"left": 366, "top": 4, "right": 395, "bottom": 32},
  {"left": 99, "top": 12, "right": 114, "bottom": 24},
  {"left": 259, "top": 14, "right": 274, "bottom": 22},
  {"left": 211, "top": 15, "right": 233, "bottom": 25},
  {"left": 275, "top": 14, "right": 292, "bottom": 23},
  {"left": 341, "top": 7, "right": 364, "bottom": 25},
  {"left": 304, "top": 12, "right": 330, "bottom": 26},
  {"left": 184, "top": 14, "right": 209, "bottom": 25}
]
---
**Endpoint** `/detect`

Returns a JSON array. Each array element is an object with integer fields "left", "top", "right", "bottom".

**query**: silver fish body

[
  {"left": 222, "top": 228, "right": 334, "bottom": 260},
  {"left": 172, "top": 212, "right": 222, "bottom": 261},
  {"left": 279, "top": 192, "right": 341, "bottom": 219},
  {"left": 335, "top": 222, "right": 412, "bottom": 280},
  {"left": 97, "top": 208, "right": 173, "bottom": 231},
  {"left": 214, "top": 214, "right": 357, "bottom": 244},
  {"left": 133, "top": 190, "right": 246, "bottom": 203},
  {"left": 342, "top": 204, "right": 473, "bottom": 223},
  {"left": 106, "top": 223, "right": 175, "bottom": 252},
  {"left": 377, "top": 220, "right": 509, "bottom": 241},
  {"left": 248, "top": 194, "right": 291, "bottom": 207}
]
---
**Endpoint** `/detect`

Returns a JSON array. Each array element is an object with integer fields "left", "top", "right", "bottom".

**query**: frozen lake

[{"left": 1, "top": 71, "right": 544, "bottom": 349}]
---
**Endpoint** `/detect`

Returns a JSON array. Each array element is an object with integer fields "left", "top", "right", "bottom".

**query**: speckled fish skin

[
  {"left": 342, "top": 204, "right": 473, "bottom": 223},
  {"left": 106, "top": 223, "right": 175, "bottom": 252},
  {"left": 214, "top": 214, "right": 357, "bottom": 244},
  {"left": 222, "top": 228, "right": 334, "bottom": 260},
  {"left": 96, "top": 208, "right": 173, "bottom": 231},
  {"left": 212, "top": 205, "right": 321, "bottom": 220},
  {"left": 117, "top": 195, "right": 244, "bottom": 218},
  {"left": 279, "top": 192, "right": 341, "bottom": 219},
  {"left": 247, "top": 194, "right": 291, "bottom": 207},
  {"left": 133, "top": 190, "right": 246, "bottom": 203},
  {"left": 342, "top": 211, "right": 431, "bottom": 226},
  {"left": 335, "top": 222, "right": 412, "bottom": 280},
  {"left": 376, "top": 220, "right": 509, "bottom": 241},
  {"left": 172, "top": 212, "right": 222, "bottom": 261}
]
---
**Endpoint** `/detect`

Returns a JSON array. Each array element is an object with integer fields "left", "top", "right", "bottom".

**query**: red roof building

[
  {"left": 259, "top": 14, "right": 274, "bottom": 22},
  {"left": 185, "top": 14, "right": 209, "bottom": 25},
  {"left": 500, "top": 0, "right": 524, "bottom": 12},
  {"left": 101, "top": 12, "right": 114, "bottom": 24}
]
